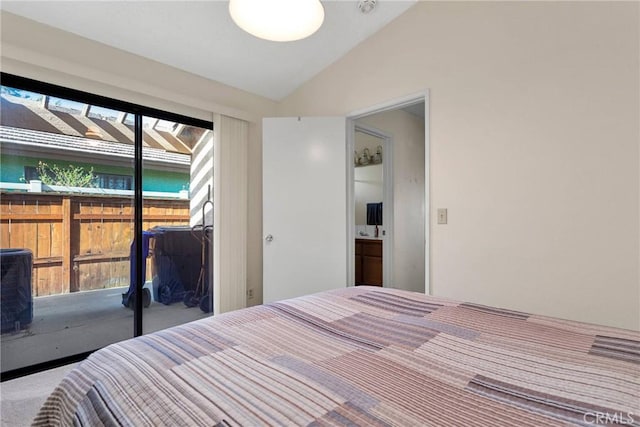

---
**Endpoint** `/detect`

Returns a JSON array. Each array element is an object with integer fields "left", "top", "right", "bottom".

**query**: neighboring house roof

[{"left": 0, "top": 126, "right": 191, "bottom": 168}]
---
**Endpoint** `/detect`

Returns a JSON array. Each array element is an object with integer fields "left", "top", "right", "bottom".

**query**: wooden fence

[{"left": 0, "top": 192, "right": 189, "bottom": 296}]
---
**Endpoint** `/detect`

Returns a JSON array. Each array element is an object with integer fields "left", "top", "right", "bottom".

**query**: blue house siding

[{"left": 1, "top": 154, "right": 189, "bottom": 193}]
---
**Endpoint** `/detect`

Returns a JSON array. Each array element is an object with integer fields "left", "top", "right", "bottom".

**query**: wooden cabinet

[
  {"left": 355, "top": 241, "right": 363, "bottom": 284},
  {"left": 355, "top": 239, "right": 382, "bottom": 286}
]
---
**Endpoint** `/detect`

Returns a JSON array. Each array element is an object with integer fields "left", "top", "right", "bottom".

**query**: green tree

[{"left": 36, "top": 161, "right": 96, "bottom": 188}]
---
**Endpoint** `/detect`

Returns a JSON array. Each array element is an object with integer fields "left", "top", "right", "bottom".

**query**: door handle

[{"left": 265, "top": 234, "right": 274, "bottom": 242}]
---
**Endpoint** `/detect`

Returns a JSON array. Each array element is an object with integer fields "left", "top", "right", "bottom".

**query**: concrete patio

[{"left": 1, "top": 286, "right": 211, "bottom": 373}]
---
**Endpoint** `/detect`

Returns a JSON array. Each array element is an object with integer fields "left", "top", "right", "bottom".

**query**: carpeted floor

[{"left": 1, "top": 363, "right": 77, "bottom": 427}]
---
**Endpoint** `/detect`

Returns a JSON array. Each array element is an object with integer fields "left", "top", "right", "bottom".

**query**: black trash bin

[
  {"left": 151, "top": 226, "right": 211, "bottom": 306},
  {"left": 1, "top": 249, "right": 33, "bottom": 333}
]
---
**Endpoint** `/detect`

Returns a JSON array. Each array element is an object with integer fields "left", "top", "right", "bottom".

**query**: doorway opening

[
  {"left": 352, "top": 124, "right": 393, "bottom": 287},
  {"left": 347, "top": 92, "right": 429, "bottom": 294}
]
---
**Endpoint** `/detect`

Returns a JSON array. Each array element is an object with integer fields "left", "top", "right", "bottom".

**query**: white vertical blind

[{"left": 213, "top": 114, "right": 248, "bottom": 314}]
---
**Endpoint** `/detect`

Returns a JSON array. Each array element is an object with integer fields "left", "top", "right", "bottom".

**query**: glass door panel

[
  {"left": 0, "top": 86, "right": 134, "bottom": 373},
  {"left": 141, "top": 116, "right": 213, "bottom": 334}
]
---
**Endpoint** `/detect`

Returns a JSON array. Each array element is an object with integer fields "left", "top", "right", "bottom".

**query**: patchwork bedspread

[{"left": 34, "top": 287, "right": 639, "bottom": 426}]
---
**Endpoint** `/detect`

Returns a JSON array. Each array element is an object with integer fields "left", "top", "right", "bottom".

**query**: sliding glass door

[{"left": 0, "top": 74, "right": 213, "bottom": 378}]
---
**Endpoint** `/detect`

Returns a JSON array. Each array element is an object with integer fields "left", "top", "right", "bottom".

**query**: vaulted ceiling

[{"left": 0, "top": 1, "right": 416, "bottom": 101}]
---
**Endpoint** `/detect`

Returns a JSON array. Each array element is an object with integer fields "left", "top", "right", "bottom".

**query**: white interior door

[{"left": 263, "top": 117, "right": 347, "bottom": 303}]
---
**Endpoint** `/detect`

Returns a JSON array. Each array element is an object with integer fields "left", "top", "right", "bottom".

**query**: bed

[{"left": 33, "top": 286, "right": 639, "bottom": 426}]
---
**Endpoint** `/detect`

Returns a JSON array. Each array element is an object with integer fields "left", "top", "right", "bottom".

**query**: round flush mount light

[{"left": 229, "top": 0, "right": 325, "bottom": 42}]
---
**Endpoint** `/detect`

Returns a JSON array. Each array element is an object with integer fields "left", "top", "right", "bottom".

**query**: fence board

[
  {"left": 0, "top": 222, "right": 9, "bottom": 247},
  {"left": 1, "top": 214, "right": 63, "bottom": 220},
  {"left": 50, "top": 222, "right": 63, "bottom": 258},
  {"left": 10, "top": 219, "right": 26, "bottom": 250},
  {"left": 37, "top": 202, "right": 52, "bottom": 260},
  {"left": 103, "top": 203, "right": 115, "bottom": 255},
  {"left": 1, "top": 192, "right": 189, "bottom": 296},
  {"left": 25, "top": 222, "right": 37, "bottom": 253},
  {"left": 34, "top": 265, "right": 62, "bottom": 296},
  {"left": 37, "top": 222, "right": 52, "bottom": 259},
  {"left": 78, "top": 222, "right": 90, "bottom": 256}
]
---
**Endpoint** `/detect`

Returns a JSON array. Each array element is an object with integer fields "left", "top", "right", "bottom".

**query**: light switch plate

[{"left": 437, "top": 208, "right": 447, "bottom": 224}]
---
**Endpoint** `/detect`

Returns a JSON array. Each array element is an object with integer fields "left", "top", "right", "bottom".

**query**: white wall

[
  {"left": 357, "top": 110, "right": 426, "bottom": 294},
  {"left": 280, "top": 2, "right": 640, "bottom": 330},
  {"left": 190, "top": 132, "right": 214, "bottom": 227}
]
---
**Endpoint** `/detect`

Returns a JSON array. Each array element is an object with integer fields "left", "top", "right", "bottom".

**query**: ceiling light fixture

[
  {"left": 229, "top": 0, "right": 325, "bottom": 42},
  {"left": 358, "top": 0, "right": 376, "bottom": 14}
]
